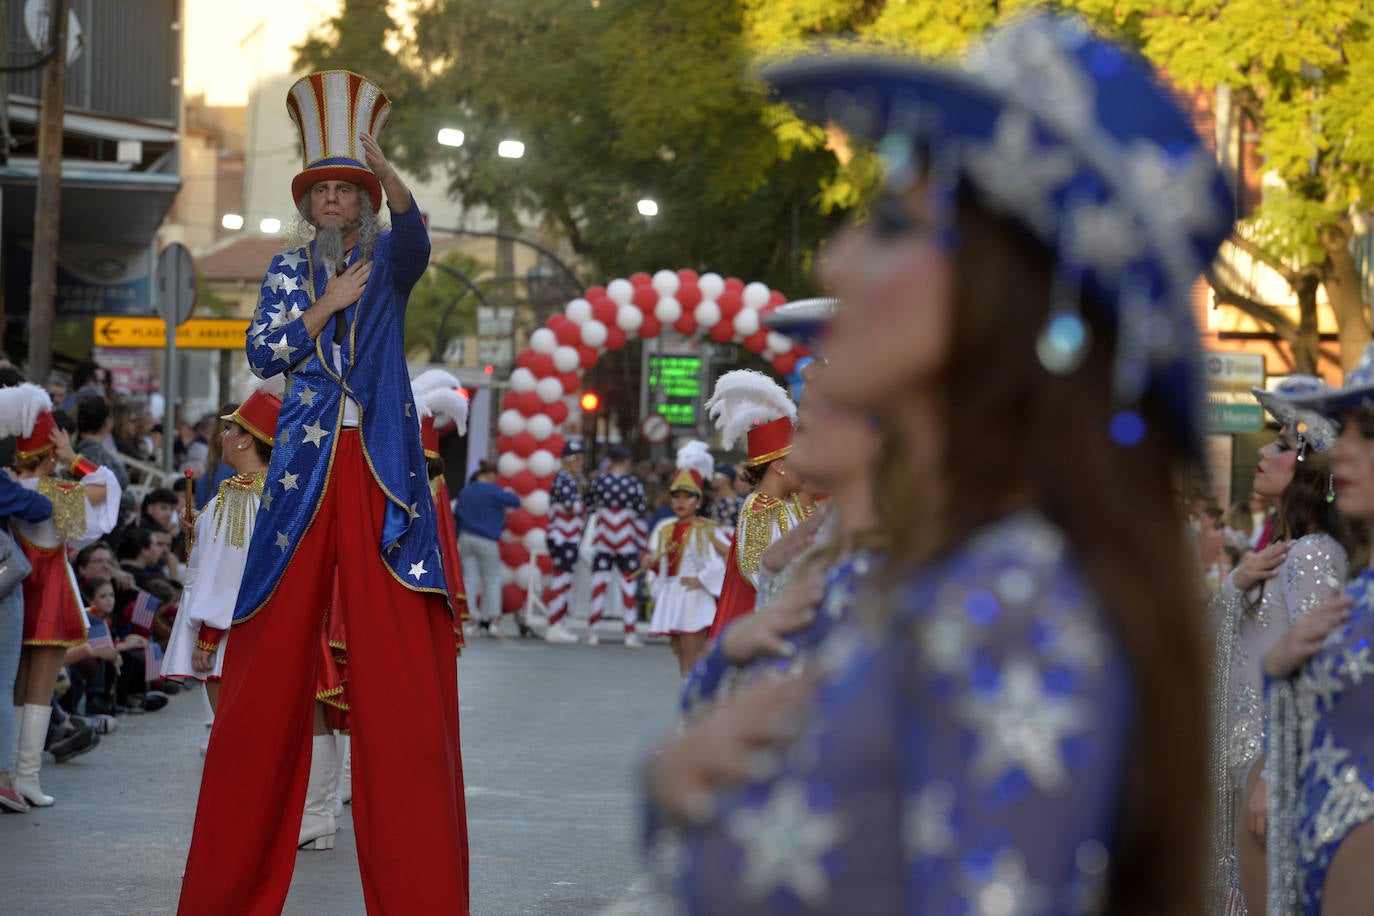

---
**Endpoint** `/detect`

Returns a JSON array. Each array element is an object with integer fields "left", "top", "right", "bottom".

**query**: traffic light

[
  {"left": 483, "top": 364, "right": 494, "bottom": 375},
  {"left": 580, "top": 391, "right": 600, "bottom": 412}
]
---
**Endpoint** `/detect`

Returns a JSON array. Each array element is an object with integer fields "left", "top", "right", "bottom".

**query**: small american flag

[
  {"left": 145, "top": 640, "right": 164, "bottom": 685},
  {"left": 129, "top": 589, "right": 159, "bottom": 633},
  {"left": 87, "top": 619, "right": 113, "bottom": 652}
]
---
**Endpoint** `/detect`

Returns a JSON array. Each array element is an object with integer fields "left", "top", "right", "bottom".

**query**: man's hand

[
  {"left": 361, "top": 132, "right": 392, "bottom": 181},
  {"left": 316, "top": 260, "right": 372, "bottom": 315},
  {"left": 361, "top": 132, "right": 411, "bottom": 213}
]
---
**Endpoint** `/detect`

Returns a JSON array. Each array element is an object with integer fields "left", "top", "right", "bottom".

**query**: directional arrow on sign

[{"left": 98, "top": 320, "right": 118, "bottom": 344}]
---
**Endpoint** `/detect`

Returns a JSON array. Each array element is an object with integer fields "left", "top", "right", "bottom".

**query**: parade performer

[
  {"left": 644, "top": 13, "right": 1235, "bottom": 912},
  {"left": 704, "top": 369, "right": 804, "bottom": 640},
  {"left": 1259, "top": 345, "right": 1374, "bottom": 915},
  {"left": 179, "top": 71, "right": 468, "bottom": 915},
  {"left": 1207, "top": 376, "right": 1350, "bottom": 915},
  {"left": 413, "top": 367, "right": 472, "bottom": 646},
  {"left": 585, "top": 445, "right": 648, "bottom": 646},
  {"left": 2, "top": 384, "right": 119, "bottom": 807},
  {"left": 646, "top": 441, "right": 728, "bottom": 675},
  {"left": 542, "top": 441, "right": 585, "bottom": 644}
]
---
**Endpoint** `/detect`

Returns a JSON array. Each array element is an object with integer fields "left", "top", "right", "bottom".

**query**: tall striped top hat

[{"left": 287, "top": 70, "right": 392, "bottom": 213}]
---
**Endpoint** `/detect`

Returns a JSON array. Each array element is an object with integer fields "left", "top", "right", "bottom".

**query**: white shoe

[
  {"left": 624, "top": 632, "right": 643, "bottom": 649},
  {"left": 544, "top": 621, "right": 578, "bottom": 644},
  {"left": 14, "top": 704, "right": 55, "bottom": 807},
  {"left": 299, "top": 735, "right": 338, "bottom": 850},
  {"left": 584, "top": 629, "right": 600, "bottom": 646}
]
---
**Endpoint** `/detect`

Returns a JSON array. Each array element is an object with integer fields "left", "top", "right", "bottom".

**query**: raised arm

[{"left": 361, "top": 132, "right": 429, "bottom": 288}]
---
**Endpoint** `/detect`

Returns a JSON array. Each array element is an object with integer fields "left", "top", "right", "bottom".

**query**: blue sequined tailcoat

[{"left": 233, "top": 201, "right": 447, "bottom": 622}]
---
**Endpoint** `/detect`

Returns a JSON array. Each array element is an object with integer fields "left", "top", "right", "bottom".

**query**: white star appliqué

[
  {"left": 279, "top": 249, "right": 305, "bottom": 271},
  {"left": 959, "top": 849, "right": 1050, "bottom": 916},
  {"left": 408, "top": 560, "right": 427, "bottom": 581},
  {"left": 279, "top": 470, "right": 300, "bottom": 492},
  {"left": 954, "top": 655, "right": 1089, "bottom": 793},
  {"left": 725, "top": 780, "right": 845, "bottom": 905},
  {"left": 286, "top": 302, "right": 305, "bottom": 321},
  {"left": 264, "top": 271, "right": 286, "bottom": 291},
  {"left": 302, "top": 421, "right": 330, "bottom": 448},
  {"left": 269, "top": 335, "right": 295, "bottom": 363},
  {"left": 298, "top": 386, "right": 318, "bottom": 408},
  {"left": 267, "top": 309, "right": 289, "bottom": 330},
  {"left": 275, "top": 531, "right": 290, "bottom": 551},
  {"left": 280, "top": 274, "right": 301, "bottom": 294}
]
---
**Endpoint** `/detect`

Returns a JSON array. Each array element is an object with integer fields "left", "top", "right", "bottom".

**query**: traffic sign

[
  {"left": 1206, "top": 397, "right": 1265, "bottom": 434},
  {"left": 639, "top": 413, "right": 671, "bottom": 444},
  {"left": 93, "top": 316, "right": 248, "bottom": 350},
  {"left": 1205, "top": 351, "right": 1265, "bottom": 386},
  {"left": 155, "top": 243, "right": 198, "bottom": 326}
]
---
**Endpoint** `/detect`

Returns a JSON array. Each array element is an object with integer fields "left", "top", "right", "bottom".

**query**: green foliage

[{"left": 404, "top": 249, "right": 492, "bottom": 362}]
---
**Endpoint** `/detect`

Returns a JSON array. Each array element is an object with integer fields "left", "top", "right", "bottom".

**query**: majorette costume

[
  {"left": 646, "top": 442, "right": 728, "bottom": 638},
  {"left": 0, "top": 385, "right": 121, "bottom": 649},
  {"left": 543, "top": 442, "right": 586, "bottom": 632},
  {"left": 645, "top": 14, "right": 1236, "bottom": 912},
  {"left": 161, "top": 378, "right": 282, "bottom": 684},
  {"left": 586, "top": 449, "right": 648, "bottom": 638},
  {"left": 703, "top": 369, "right": 804, "bottom": 640},
  {"left": 412, "top": 368, "right": 471, "bottom": 650},
  {"left": 1206, "top": 376, "right": 1346, "bottom": 916},
  {"left": 180, "top": 70, "right": 469, "bottom": 916}
]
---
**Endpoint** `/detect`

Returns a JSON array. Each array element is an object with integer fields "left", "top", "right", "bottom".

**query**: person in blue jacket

[{"left": 456, "top": 459, "right": 521, "bottom": 634}]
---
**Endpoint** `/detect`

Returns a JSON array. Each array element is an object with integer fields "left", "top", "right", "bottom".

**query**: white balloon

[
  {"left": 514, "top": 562, "right": 538, "bottom": 589},
  {"left": 652, "top": 269, "right": 680, "bottom": 296},
  {"left": 528, "top": 449, "right": 558, "bottom": 478},
  {"left": 694, "top": 300, "right": 722, "bottom": 329},
  {"left": 654, "top": 296, "right": 682, "bottom": 324},
  {"left": 617, "top": 305, "right": 644, "bottom": 332},
  {"left": 743, "top": 282, "right": 771, "bottom": 310},
  {"left": 520, "top": 489, "right": 550, "bottom": 515},
  {"left": 767, "top": 331, "right": 795, "bottom": 354},
  {"left": 497, "top": 452, "right": 526, "bottom": 478},
  {"left": 581, "top": 320, "right": 608, "bottom": 348},
  {"left": 552, "top": 345, "right": 581, "bottom": 374},
  {"left": 497, "top": 410, "right": 527, "bottom": 437},
  {"left": 606, "top": 278, "right": 634, "bottom": 305},
  {"left": 699, "top": 272, "right": 725, "bottom": 299},
  {"left": 521, "top": 528, "right": 546, "bottom": 554},
  {"left": 733, "top": 309, "right": 760, "bottom": 337},
  {"left": 500, "top": 565, "right": 515, "bottom": 586},
  {"left": 529, "top": 327, "right": 557, "bottom": 354},
  {"left": 526, "top": 414, "right": 554, "bottom": 440},
  {"left": 536, "top": 377, "right": 566, "bottom": 404},
  {"left": 509, "top": 367, "right": 536, "bottom": 393},
  {"left": 565, "top": 298, "right": 593, "bottom": 324}
]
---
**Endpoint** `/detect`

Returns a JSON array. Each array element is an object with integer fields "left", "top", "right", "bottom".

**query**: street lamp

[
  {"left": 636, "top": 198, "right": 658, "bottom": 217},
  {"left": 221, "top": 213, "right": 244, "bottom": 231},
  {"left": 437, "top": 128, "right": 465, "bottom": 148},
  {"left": 497, "top": 139, "right": 526, "bottom": 159},
  {"left": 259, "top": 217, "right": 282, "bottom": 234}
]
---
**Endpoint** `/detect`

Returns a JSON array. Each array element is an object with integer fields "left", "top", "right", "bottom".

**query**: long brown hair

[
  {"left": 1273, "top": 448, "right": 1366, "bottom": 575},
  {"left": 878, "top": 203, "right": 1207, "bottom": 915}
]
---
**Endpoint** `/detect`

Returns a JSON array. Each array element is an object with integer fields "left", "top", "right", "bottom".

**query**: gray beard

[{"left": 315, "top": 224, "right": 347, "bottom": 265}]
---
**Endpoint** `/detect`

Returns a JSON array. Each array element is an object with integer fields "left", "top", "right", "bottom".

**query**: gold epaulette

[
  {"left": 36, "top": 476, "right": 87, "bottom": 543},
  {"left": 212, "top": 473, "right": 267, "bottom": 550},
  {"left": 736, "top": 491, "right": 793, "bottom": 579}
]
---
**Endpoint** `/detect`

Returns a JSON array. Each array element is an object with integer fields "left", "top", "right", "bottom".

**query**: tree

[{"left": 404, "top": 249, "right": 494, "bottom": 363}]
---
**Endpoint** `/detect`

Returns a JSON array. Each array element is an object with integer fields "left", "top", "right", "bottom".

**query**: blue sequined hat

[
  {"left": 1290, "top": 343, "right": 1374, "bottom": 419},
  {"left": 1252, "top": 375, "right": 1338, "bottom": 453},
  {"left": 761, "top": 13, "right": 1236, "bottom": 454}
]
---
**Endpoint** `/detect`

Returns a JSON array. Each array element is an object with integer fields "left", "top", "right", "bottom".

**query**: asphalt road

[{"left": 1, "top": 626, "right": 683, "bottom": 915}]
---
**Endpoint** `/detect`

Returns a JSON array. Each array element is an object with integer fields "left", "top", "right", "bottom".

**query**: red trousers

[{"left": 179, "top": 431, "right": 469, "bottom": 915}]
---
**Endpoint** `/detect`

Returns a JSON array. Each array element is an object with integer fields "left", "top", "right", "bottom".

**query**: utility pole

[
  {"left": 0, "top": 0, "right": 11, "bottom": 166},
  {"left": 27, "top": 0, "right": 69, "bottom": 379}
]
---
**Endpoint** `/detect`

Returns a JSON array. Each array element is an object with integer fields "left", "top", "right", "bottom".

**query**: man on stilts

[{"left": 178, "top": 71, "right": 469, "bottom": 915}]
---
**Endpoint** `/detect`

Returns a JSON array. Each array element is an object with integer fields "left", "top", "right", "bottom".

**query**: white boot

[
  {"left": 325, "top": 733, "right": 343, "bottom": 818},
  {"left": 10, "top": 706, "right": 20, "bottom": 773},
  {"left": 13, "top": 704, "right": 54, "bottom": 807},
  {"left": 298, "top": 735, "right": 337, "bottom": 850},
  {"left": 337, "top": 734, "right": 351, "bottom": 806}
]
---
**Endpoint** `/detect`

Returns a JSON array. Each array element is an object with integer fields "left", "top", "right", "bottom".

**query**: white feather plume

[
  {"left": 247, "top": 374, "right": 286, "bottom": 399},
  {"left": 0, "top": 383, "right": 53, "bottom": 439},
  {"left": 419, "top": 386, "right": 470, "bottom": 435},
  {"left": 411, "top": 368, "right": 462, "bottom": 400},
  {"left": 705, "top": 370, "right": 796, "bottom": 450},
  {"left": 675, "top": 439, "right": 714, "bottom": 483}
]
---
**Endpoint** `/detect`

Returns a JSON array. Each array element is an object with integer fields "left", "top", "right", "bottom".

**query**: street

[{"left": 2, "top": 631, "right": 683, "bottom": 915}]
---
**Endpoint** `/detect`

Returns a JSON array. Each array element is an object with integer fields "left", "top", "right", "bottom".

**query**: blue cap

[
  {"left": 562, "top": 440, "right": 584, "bottom": 458},
  {"left": 608, "top": 445, "right": 632, "bottom": 462}
]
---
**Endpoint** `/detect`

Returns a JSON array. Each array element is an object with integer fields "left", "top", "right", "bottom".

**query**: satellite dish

[{"left": 23, "top": 0, "right": 84, "bottom": 66}]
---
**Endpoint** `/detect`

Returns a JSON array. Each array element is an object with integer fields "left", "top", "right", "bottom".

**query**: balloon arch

[{"left": 489, "top": 268, "right": 809, "bottom": 613}]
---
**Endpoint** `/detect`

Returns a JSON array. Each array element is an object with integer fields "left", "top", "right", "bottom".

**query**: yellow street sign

[{"left": 93, "top": 316, "right": 249, "bottom": 350}]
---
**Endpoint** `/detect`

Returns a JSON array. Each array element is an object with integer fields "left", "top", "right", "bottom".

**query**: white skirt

[
  {"left": 648, "top": 580, "right": 717, "bottom": 635},
  {"left": 161, "top": 612, "right": 227, "bottom": 682}
]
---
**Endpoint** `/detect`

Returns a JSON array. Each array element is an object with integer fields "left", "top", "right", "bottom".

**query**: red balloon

[
  {"left": 710, "top": 321, "right": 735, "bottom": 343},
  {"left": 501, "top": 583, "right": 526, "bottom": 614},
  {"left": 512, "top": 470, "right": 539, "bottom": 495},
  {"left": 585, "top": 285, "right": 606, "bottom": 300},
  {"left": 631, "top": 285, "right": 657, "bottom": 310},
  {"left": 547, "top": 313, "right": 567, "bottom": 332},
  {"left": 499, "top": 541, "right": 530, "bottom": 568},
  {"left": 496, "top": 435, "right": 515, "bottom": 455},
  {"left": 501, "top": 391, "right": 520, "bottom": 412},
  {"left": 515, "top": 392, "right": 543, "bottom": 417},
  {"left": 717, "top": 290, "right": 743, "bottom": 320},
  {"left": 744, "top": 329, "right": 769, "bottom": 353},
  {"left": 591, "top": 298, "right": 618, "bottom": 327},
  {"left": 495, "top": 475, "right": 513, "bottom": 489},
  {"left": 554, "top": 321, "right": 582, "bottom": 347},
  {"left": 639, "top": 315, "right": 662, "bottom": 338},
  {"left": 529, "top": 353, "right": 556, "bottom": 378},
  {"left": 515, "top": 350, "right": 534, "bottom": 370},
  {"left": 558, "top": 371, "right": 580, "bottom": 393},
  {"left": 546, "top": 401, "right": 570, "bottom": 425},
  {"left": 605, "top": 325, "right": 627, "bottom": 351},
  {"left": 769, "top": 290, "right": 787, "bottom": 307},
  {"left": 506, "top": 509, "right": 535, "bottom": 535},
  {"left": 544, "top": 434, "right": 566, "bottom": 457},
  {"left": 673, "top": 314, "right": 697, "bottom": 336},
  {"left": 512, "top": 433, "right": 538, "bottom": 457},
  {"left": 678, "top": 281, "right": 702, "bottom": 311},
  {"left": 577, "top": 344, "right": 599, "bottom": 369},
  {"left": 772, "top": 351, "right": 799, "bottom": 376},
  {"left": 536, "top": 554, "right": 554, "bottom": 575},
  {"left": 535, "top": 474, "right": 556, "bottom": 490},
  {"left": 724, "top": 277, "right": 744, "bottom": 293},
  {"left": 629, "top": 272, "right": 652, "bottom": 287},
  {"left": 677, "top": 268, "right": 699, "bottom": 283}
]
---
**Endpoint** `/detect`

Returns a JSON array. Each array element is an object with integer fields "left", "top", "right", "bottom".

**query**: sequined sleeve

[
  {"left": 1281, "top": 533, "right": 1346, "bottom": 624},
  {"left": 898, "top": 535, "right": 1131, "bottom": 912},
  {"left": 246, "top": 254, "right": 314, "bottom": 380}
]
